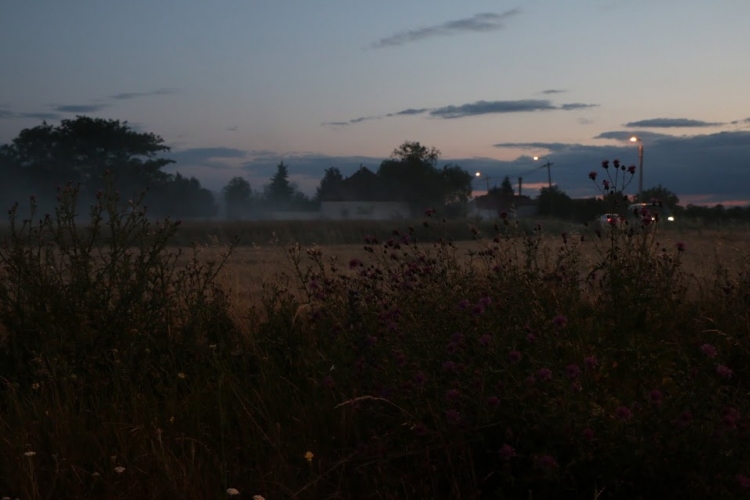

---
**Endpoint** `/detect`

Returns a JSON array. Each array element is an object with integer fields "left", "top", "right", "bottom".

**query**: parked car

[
  {"left": 599, "top": 213, "right": 622, "bottom": 228},
  {"left": 628, "top": 203, "right": 675, "bottom": 223}
]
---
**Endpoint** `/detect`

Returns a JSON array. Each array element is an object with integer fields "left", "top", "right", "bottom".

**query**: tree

[
  {"left": 499, "top": 175, "right": 515, "bottom": 197},
  {"left": 223, "top": 177, "right": 252, "bottom": 219},
  {"left": 638, "top": 184, "right": 680, "bottom": 209},
  {"left": 377, "top": 141, "right": 471, "bottom": 216},
  {"left": 265, "top": 162, "right": 294, "bottom": 205},
  {"left": 0, "top": 116, "right": 173, "bottom": 197},
  {"left": 536, "top": 185, "right": 573, "bottom": 218},
  {"left": 315, "top": 167, "right": 344, "bottom": 202}
]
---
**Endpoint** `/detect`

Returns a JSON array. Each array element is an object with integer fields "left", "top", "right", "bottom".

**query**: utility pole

[
  {"left": 533, "top": 156, "right": 554, "bottom": 188},
  {"left": 518, "top": 177, "right": 523, "bottom": 197}
]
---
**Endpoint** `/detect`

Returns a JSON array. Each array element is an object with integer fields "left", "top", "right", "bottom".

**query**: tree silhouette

[
  {"left": 315, "top": 167, "right": 345, "bottom": 202},
  {"left": 223, "top": 177, "right": 252, "bottom": 219},
  {"left": 265, "top": 162, "right": 294, "bottom": 205},
  {"left": 638, "top": 184, "right": 679, "bottom": 208},
  {"left": 499, "top": 175, "right": 515, "bottom": 197}
]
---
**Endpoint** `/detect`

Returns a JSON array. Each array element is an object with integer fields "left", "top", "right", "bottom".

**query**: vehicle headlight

[{"left": 667, "top": 216, "right": 675, "bottom": 221}]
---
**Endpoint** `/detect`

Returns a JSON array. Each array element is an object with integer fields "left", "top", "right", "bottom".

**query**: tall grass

[{"left": 0, "top": 178, "right": 749, "bottom": 499}]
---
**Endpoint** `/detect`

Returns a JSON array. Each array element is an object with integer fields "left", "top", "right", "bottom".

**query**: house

[
  {"left": 318, "top": 166, "right": 410, "bottom": 220},
  {"left": 468, "top": 192, "right": 538, "bottom": 220}
]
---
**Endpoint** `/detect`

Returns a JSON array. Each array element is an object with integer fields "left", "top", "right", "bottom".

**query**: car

[
  {"left": 628, "top": 203, "right": 675, "bottom": 223},
  {"left": 599, "top": 213, "right": 622, "bottom": 228}
]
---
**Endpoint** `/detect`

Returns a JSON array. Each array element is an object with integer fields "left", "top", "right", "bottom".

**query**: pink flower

[
  {"left": 537, "top": 368, "right": 553, "bottom": 381},
  {"left": 601, "top": 160, "right": 609, "bottom": 169},
  {"left": 552, "top": 315, "right": 568, "bottom": 329},
  {"left": 676, "top": 241, "right": 686, "bottom": 252},
  {"left": 584, "top": 356, "right": 599, "bottom": 370},
  {"left": 717, "top": 364, "right": 734, "bottom": 379},
  {"left": 349, "top": 258, "right": 363, "bottom": 269},
  {"left": 627, "top": 165, "right": 636, "bottom": 174},
  {"left": 498, "top": 444, "right": 516, "bottom": 460},
  {"left": 565, "top": 364, "right": 581, "bottom": 379},
  {"left": 602, "top": 180, "right": 610, "bottom": 190},
  {"left": 534, "top": 454, "right": 558, "bottom": 470},
  {"left": 700, "top": 343, "right": 718, "bottom": 359},
  {"left": 615, "top": 406, "right": 633, "bottom": 421},
  {"left": 588, "top": 171, "right": 598, "bottom": 180}
]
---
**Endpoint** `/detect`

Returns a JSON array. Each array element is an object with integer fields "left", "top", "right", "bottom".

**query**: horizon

[{"left": 1, "top": 1, "right": 748, "bottom": 207}]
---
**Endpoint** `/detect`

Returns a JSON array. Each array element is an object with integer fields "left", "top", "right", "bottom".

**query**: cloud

[
  {"left": 0, "top": 108, "right": 61, "bottom": 120},
  {"left": 541, "top": 89, "right": 566, "bottom": 94},
  {"left": 109, "top": 88, "right": 180, "bottom": 100},
  {"left": 227, "top": 126, "right": 238, "bottom": 131},
  {"left": 169, "top": 147, "right": 248, "bottom": 168},
  {"left": 323, "top": 115, "right": 380, "bottom": 127},
  {"left": 730, "top": 117, "right": 750, "bottom": 125},
  {"left": 387, "top": 108, "right": 429, "bottom": 117},
  {"left": 371, "top": 10, "right": 520, "bottom": 48},
  {"left": 430, "top": 99, "right": 588, "bottom": 118},
  {"left": 624, "top": 118, "right": 723, "bottom": 128},
  {"left": 560, "top": 103, "right": 598, "bottom": 111},
  {"left": 594, "top": 130, "right": 672, "bottom": 142},
  {"left": 54, "top": 104, "right": 108, "bottom": 113}
]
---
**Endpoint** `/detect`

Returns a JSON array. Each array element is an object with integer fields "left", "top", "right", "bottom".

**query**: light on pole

[
  {"left": 533, "top": 156, "right": 554, "bottom": 188},
  {"left": 630, "top": 136, "right": 644, "bottom": 198}
]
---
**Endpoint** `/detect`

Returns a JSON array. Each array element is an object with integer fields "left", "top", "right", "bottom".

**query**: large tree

[
  {"left": 377, "top": 141, "right": 471, "bottom": 216},
  {"left": 265, "top": 162, "right": 294, "bottom": 205},
  {"left": 638, "top": 184, "right": 680, "bottom": 209},
  {"left": 223, "top": 176, "right": 252, "bottom": 219},
  {"left": 0, "top": 116, "right": 173, "bottom": 195},
  {"left": 315, "top": 167, "right": 345, "bottom": 202}
]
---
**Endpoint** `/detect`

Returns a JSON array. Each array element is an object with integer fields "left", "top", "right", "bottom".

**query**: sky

[{"left": 1, "top": 0, "right": 749, "bottom": 206}]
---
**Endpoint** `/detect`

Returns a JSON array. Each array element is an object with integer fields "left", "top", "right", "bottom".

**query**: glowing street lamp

[
  {"left": 630, "top": 136, "right": 644, "bottom": 198},
  {"left": 533, "top": 156, "right": 554, "bottom": 189}
]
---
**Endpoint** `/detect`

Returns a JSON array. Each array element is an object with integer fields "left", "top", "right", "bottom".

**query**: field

[{"left": 1, "top": 192, "right": 750, "bottom": 499}]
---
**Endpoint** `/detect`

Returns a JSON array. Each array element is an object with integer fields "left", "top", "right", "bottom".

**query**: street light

[
  {"left": 630, "top": 136, "right": 644, "bottom": 198},
  {"left": 533, "top": 156, "right": 554, "bottom": 188},
  {"left": 475, "top": 171, "right": 492, "bottom": 193}
]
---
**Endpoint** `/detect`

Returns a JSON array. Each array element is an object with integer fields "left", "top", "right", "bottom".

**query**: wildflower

[
  {"left": 304, "top": 451, "right": 314, "bottom": 463},
  {"left": 535, "top": 454, "right": 558, "bottom": 470},
  {"left": 114, "top": 466, "right": 126, "bottom": 474},
  {"left": 723, "top": 407, "right": 741, "bottom": 429},
  {"left": 537, "top": 368, "right": 552, "bottom": 381},
  {"left": 588, "top": 171, "right": 597, "bottom": 180},
  {"left": 601, "top": 160, "right": 609, "bottom": 169},
  {"left": 615, "top": 406, "right": 633, "bottom": 421},
  {"left": 584, "top": 356, "right": 599, "bottom": 370},
  {"left": 581, "top": 428, "right": 595, "bottom": 441},
  {"left": 603, "top": 179, "right": 610, "bottom": 190},
  {"left": 424, "top": 208, "right": 436, "bottom": 217},
  {"left": 648, "top": 389, "right": 663, "bottom": 406},
  {"left": 441, "top": 361, "right": 456, "bottom": 373},
  {"left": 479, "top": 334, "right": 492, "bottom": 347},
  {"left": 499, "top": 211, "right": 508, "bottom": 220},
  {"left": 226, "top": 488, "right": 240, "bottom": 496},
  {"left": 565, "top": 364, "right": 581, "bottom": 379},
  {"left": 700, "top": 343, "right": 718, "bottom": 359},
  {"left": 487, "top": 395, "right": 500, "bottom": 409},
  {"left": 717, "top": 364, "right": 734, "bottom": 379},
  {"left": 736, "top": 474, "right": 750, "bottom": 489},
  {"left": 552, "top": 315, "right": 568, "bottom": 329},
  {"left": 457, "top": 299, "right": 471, "bottom": 310},
  {"left": 526, "top": 332, "right": 537, "bottom": 343},
  {"left": 508, "top": 350, "right": 522, "bottom": 363},
  {"left": 413, "top": 371, "right": 427, "bottom": 386},
  {"left": 613, "top": 159, "right": 620, "bottom": 168},
  {"left": 627, "top": 165, "right": 636, "bottom": 174},
  {"left": 31, "top": 382, "right": 40, "bottom": 390},
  {"left": 445, "top": 389, "right": 460, "bottom": 402},
  {"left": 676, "top": 241, "right": 686, "bottom": 252},
  {"left": 498, "top": 444, "right": 516, "bottom": 460},
  {"left": 349, "top": 258, "right": 363, "bottom": 269},
  {"left": 253, "top": 496, "right": 267, "bottom": 500},
  {"left": 445, "top": 409, "right": 462, "bottom": 425}
]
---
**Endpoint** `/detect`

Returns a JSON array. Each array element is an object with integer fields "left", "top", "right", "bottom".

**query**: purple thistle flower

[
  {"left": 526, "top": 333, "right": 537, "bottom": 343},
  {"left": 737, "top": 474, "right": 750, "bottom": 489},
  {"left": 584, "top": 356, "right": 599, "bottom": 370},
  {"left": 349, "top": 258, "right": 363, "bottom": 269},
  {"left": 601, "top": 160, "right": 609, "bottom": 169},
  {"left": 676, "top": 241, "right": 686, "bottom": 252},
  {"left": 445, "top": 389, "right": 460, "bottom": 402},
  {"left": 717, "top": 364, "right": 734, "bottom": 379},
  {"left": 603, "top": 179, "right": 610, "bottom": 190},
  {"left": 537, "top": 368, "right": 553, "bottom": 381},
  {"left": 627, "top": 165, "right": 636, "bottom": 174},
  {"left": 588, "top": 171, "right": 598, "bottom": 181},
  {"left": 508, "top": 350, "right": 522, "bottom": 363},
  {"left": 413, "top": 371, "right": 427, "bottom": 386},
  {"left": 615, "top": 406, "right": 633, "bottom": 421},
  {"left": 487, "top": 395, "right": 500, "bottom": 409},
  {"left": 450, "top": 332, "right": 464, "bottom": 343},
  {"left": 445, "top": 409, "right": 461, "bottom": 425},
  {"left": 565, "top": 364, "right": 581, "bottom": 379},
  {"left": 442, "top": 360, "right": 457, "bottom": 373},
  {"left": 552, "top": 315, "right": 568, "bottom": 329},
  {"left": 535, "top": 454, "right": 558, "bottom": 470},
  {"left": 701, "top": 343, "right": 718, "bottom": 359},
  {"left": 648, "top": 389, "right": 663, "bottom": 406},
  {"left": 581, "top": 428, "right": 595, "bottom": 442},
  {"left": 457, "top": 299, "right": 471, "bottom": 310},
  {"left": 498, "top": 444, "right": 516, "bottom": 460}
]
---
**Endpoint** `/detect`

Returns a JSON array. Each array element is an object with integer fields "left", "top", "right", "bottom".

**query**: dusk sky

[{"left": 1, "top": 0, "right": 749, "bottom": 205}]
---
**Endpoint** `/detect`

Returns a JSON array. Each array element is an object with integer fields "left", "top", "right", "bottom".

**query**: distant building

[{"left": 468, "top": 193, "right": 538, "bottom": 220}]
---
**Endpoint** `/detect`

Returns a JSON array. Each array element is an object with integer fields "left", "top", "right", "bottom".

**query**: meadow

[{"left": 0, "top": 185, "right": 749, "bottom": 499}]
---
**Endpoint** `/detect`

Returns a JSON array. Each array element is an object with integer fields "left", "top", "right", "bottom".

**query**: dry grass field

[{"left": 209, "top": 227, "right": 750, "bottom": 327}]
